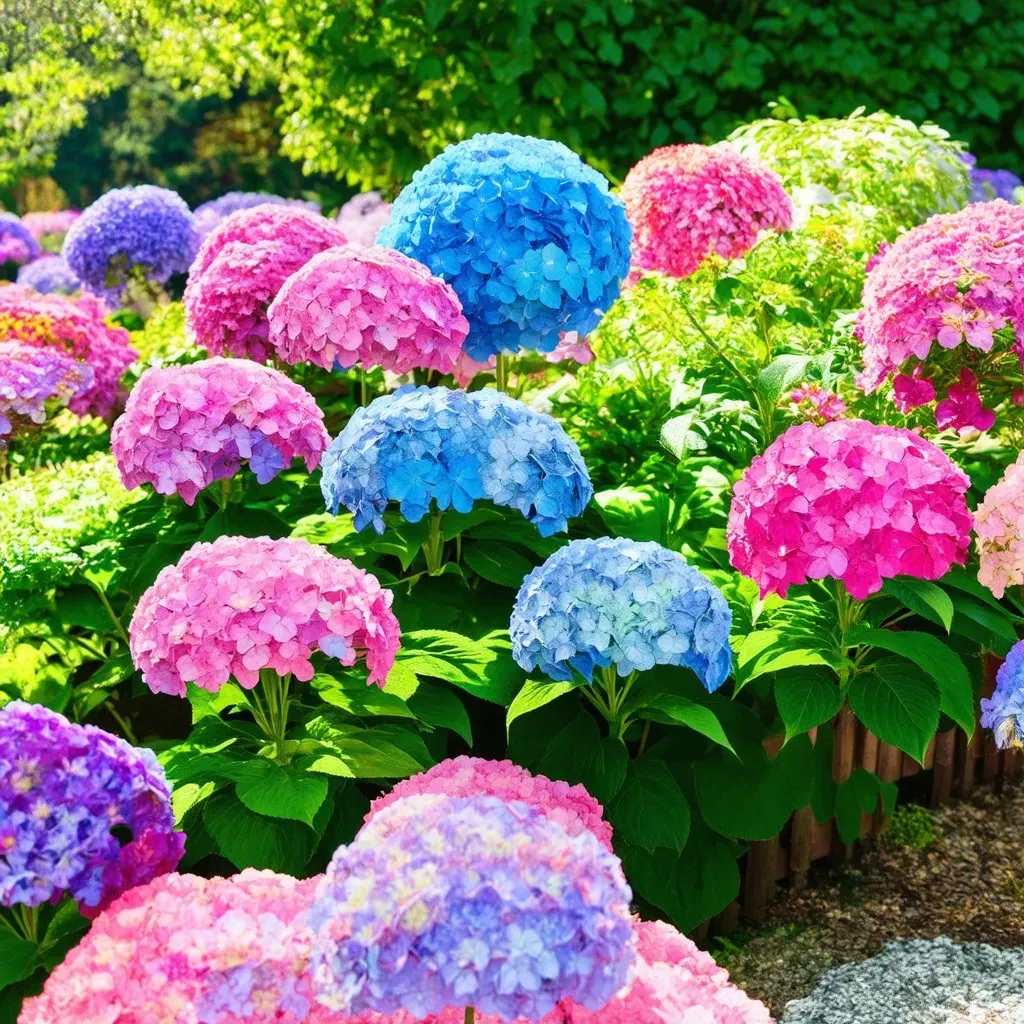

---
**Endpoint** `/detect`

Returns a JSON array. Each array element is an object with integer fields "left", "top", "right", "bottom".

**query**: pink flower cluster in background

[
  {"left": 789, "top": 382, "right": 847, "bottom": 424},
  {"left": 365, "top": 756, "right": 615, "bottom": 851},
  {"left": 728, "top": 419, "right": 972, "bottom": 599},
  {"left": 129, "top": 534, "right": 400, "bottom": 694},
  {"left": 20, "top": 209, "right": 80, "bottom": 241},
  {"left": 621, "top": 144, "right": 792, "bottom": 280},
  {"left": 111, "top": 357, "right": 329, "bottom": 504},
  {"left": 975, "top": 451, "right": 1024, "bottom": 598},
  {"left": 857, "top": 199, "right": 1024, "bottom": 430},
  {"left": 184, "top": 206, "right": 348, "bottom": 362},
  {"left": 547, "top": 330, "right": 595, "bottom": 365},
  {"left": 336, "top": 191, "right": 393, "bottom": 246},
  {"left": 268, "top": 245, "right": 469, "bottom": 373},
  {"left": 0, "top": 341, "right": 93, "bottom": 442}
]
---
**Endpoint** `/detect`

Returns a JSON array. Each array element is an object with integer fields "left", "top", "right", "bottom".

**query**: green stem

[
  {"left": 664, "top": 291, "right": 747, "bottom": 382},
  {"left": 8, "top": 905, "right": 39, "bottom": 942},
  {"left": 360, "top": 368, "right": 369, "bottom": 407},
  {"left": 833, "top": 583, "right": 866, "bottom": 687},
  {"left": 637, "top": 719, "right": 652, "bottom": 757},
  {"left": 90, "top": 583, "right": 131, "bottom": 646},
  {"left": 422, "top": 509, "right": 446, "bottom": 575},
  {"left": 251, "top": 670, "right": 293, "bottom": 764},
  {"left": 103, "top": 701, "right": 139, "bottom": 745},
  {"left": 495, "top": 352, "right": 510, "bottom": 393}
]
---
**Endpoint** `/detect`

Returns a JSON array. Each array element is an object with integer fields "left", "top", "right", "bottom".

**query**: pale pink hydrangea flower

[
  {"left": 129, "top": 534, "right": 400, "bottom": 694},
  {"left": 451, "top": 349, "right": 496, "bottom": 387},
  {"left": 621, "top": 144, "right": 793, "bottom": 280},
  {"left": 336, "top": 191, "right": 393, "bottom": 246},
  {"left": 728, "top": 419, "right": 972, "bottom": 600},
  {"left": 267, "top": 245, "right": 469, "bottom": 373},
  {"left": 789, "top": 383, "right": 846, "bottom": 424},
  {"left": 20, "top": 209, "right": 80, "bottom": 241},
  {"left": 975, "top": 452, "right": 1024, "bottom": 598},
  {"left": 365, "top": 756, "right": 614, "bottom": 852},
  {"left": 547, "top": 330, "right": 595, "bottom": 365},
  {"left": 111, "top": 357, "right": 329, "bottom": 505}
]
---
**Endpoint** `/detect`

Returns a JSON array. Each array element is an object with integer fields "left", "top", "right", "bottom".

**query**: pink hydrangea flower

[
  {"left": 451, "top": 349, "right": 496, "bottom": 387},
  {"left": 620, "top": 144, "right": 793, "bottom": 280},
  {"left": 185, "top": 207, "right": 348, "bottom": 362},
  {"left": 975, "top": 452, "right": 1024, "bottom": 598},
  {"left": 893, "top": 366, "right": 937, "bottom": 413},
  {"left": 129, "top": 534, "right": 400, "bottom": 694},
  {"left": 20, "top": 209, "right": 80, "bottom": 241},
  {"left": 111, "top": 357, "right": 329, "bottom": 505},
  {"left": 728, "top": 419, "right": 972, "bottom": 600},
  {"left": 365, "top": 756, "right": 614, "bottom": 852},
  {"left": 0, "top": 341, "right": 93, "bottom": 441},
  {"left": 19, "top": 870, "right": 323, "bottom": 1024},
  {"left": 547, "top": 330, "right": 595, "bottom": 365},
  {"left": 267, "top": 245, "right": 469, "bottom": 373},
  {"left": 336, "top": 191, "right": 393, "bottom": 246},
  {"left": 789, "top": 383, "right": 846, "bottom": 424},
  {"left": 934, "top": 367, "right": 996, "bottom": 433}
]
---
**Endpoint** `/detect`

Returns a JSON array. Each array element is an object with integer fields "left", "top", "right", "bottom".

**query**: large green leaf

[
  {"left": 775, "top": 668, "right": 841, "bottom": 741},
  {"left": 882, "top": 577, "right": 954, "bottom": 632},
  {"left": 847, "top": 658, "right": 940, "bottom": 763},
  {"left": 594, "top": 486, "right": 668, "bottom": 543},
  {"left": 0, "top": 932, "right": 37, "bottom": 990},
  {"left": 834, "top": 769, "right": 899, "bottom": 843},
  {"left": 311, "top": 673, "right": 415, "bottom": 720},
  {"left": 607, "top": 759, "right": 690, "bottom": 852},
  {"left": 204, "top": 793, "right": 318, "bottom": 873},
  {"left": 199, "top": 505, "right": 291, "bottom": 541},
  {"left": 755, "top": 353, "right": 814, "bottom": 405},
  {"left": 635, "top": 693, "right": 734, "bottom": 753},
  {"left": 536, "top": 710, "right": 604, "bottom": 788},
  {"left": 305, "top": 716, "right": 433, "bottom": 777},
  {"left": 223, "top": 759, "right": 329, "bottom": 826},
  {"left": 395, "top": 630, "right": 522, "bottom": 704},
  {"left": 506, "top": 678, "right": 576, "bottom": 734},
  {"left": 462, "top": 542, "right": 534, "bottom": 587},
  {"left": 578, "top": 736, "right": 629, "bottom": 806},
  {"left": 407, "top": 683, "right": 473, "bottom": 745}
]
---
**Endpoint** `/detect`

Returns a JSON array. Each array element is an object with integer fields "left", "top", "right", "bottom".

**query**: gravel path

[{"left": 723, "top": 782, "right": 1024, "bottom": 1018}]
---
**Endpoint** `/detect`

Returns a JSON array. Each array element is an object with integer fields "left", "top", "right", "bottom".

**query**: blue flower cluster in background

[
  {"left": 192, "top": 190, "right": 319, "bottom": 237},
  {"left": 981, "top": 638, "right": 1024, "bottom": 750},
  {"left": 16, "top": 254, "right": 81, "bottom": 294},
  {"left": 511, "top": 537, "right": 734, "bottom": 690},
  {"left": 961, "top": 152, "right": 1024, "bottom": 203},
  {"left": 378, "top": 133, "right": 632, "bottom": 360},
  {"left": 63, "top": 185, "right": 200, "bottom": 304},
  {"left": 0, "top": 213, "right": 41, "bottom": 265},
  {"left": 321, "top": 384, "right": 593, "bottom": 536}
]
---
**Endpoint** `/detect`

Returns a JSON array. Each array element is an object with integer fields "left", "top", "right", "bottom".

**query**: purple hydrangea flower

[
  {"left": 336, "top": 191, "right": 392, "bottom": 246},
  {"left": 0, "top": 701, "right": 185, "bottom": 915},
  {"left": 192, "top": 191, "right": 321, "bottom": 237},
  {"left": 62, "top": 185, "right": 201, "bottom": 304},
  {"left": 308, "top": 793, "right": 635, "bottom": 1021},
  {"left": 16, "top": 254, "right": 81, "bottom": 294},
  {"left": 961, "top": 152, "right": 1023, "bottom": 204},
  {"left": 0, "top": 213, "right": 41, "bottom": 266},
  {"left": 981, "top": 639, "right": 1024, "bottom": 750}
]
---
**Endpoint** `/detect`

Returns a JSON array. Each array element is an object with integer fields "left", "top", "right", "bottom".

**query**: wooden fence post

[
  {"left": 833, "top": 706, "right": 856, "bottom": 859},
  {"left": 931, "top": 729, "right": 956, "bottom": 807}
]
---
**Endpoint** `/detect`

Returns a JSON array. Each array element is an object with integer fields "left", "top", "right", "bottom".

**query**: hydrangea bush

[
  {"left": 192, "top": 191, "right": 320, "bottom": 236},
  {"left": 336, "top": 190, "right": 392, "bottom": 246},
  {"left": 0, "top": 212, "right": 41, "bottom": 266},
  {"left": 981, "top": 639, "right": 1024, "bottom": 751},
  {"left": 0, "top": 341, "right": 93, "bottom": 444},
  {"left": 16, "top": 253, "right": 81, "bottom": 294},
  {"left": 975, "top": 452, "right": 1024, "bottom": 598}
]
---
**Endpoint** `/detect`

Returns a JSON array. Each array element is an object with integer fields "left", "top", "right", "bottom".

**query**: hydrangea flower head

[
  {"left": 546, "top": 330, "right": 595, "bottom": 365},
  {"left": 308, "top": 793, "right": 634, "bottom": 1021},
  {"left": 511, "top": 537, "right": 732, "bottom": 689},
  {"left": 974, "top": 452, "right": 1024, "bottom": 598},
  {"left": 16, "top": 253, "right": 81, "bottom": 294},
  {"left": 129, "top": 534, "right": 400, "bottom": 694},
  {"left": 0, "top": 213, "right": 41, "bottom": 265},
  {"left": 111, "top": 357, "right": 329, "bottom": 504},
  {"left": 620, "top": 144, "right": 792, "bottom": 280},
  {"left": 321, "top": 385, "right": 592, "bottom": 536},
  {"left": 0, "top": 287, "right": 137, "bottom": 419},
  {"left": 62, "top": 185, "right": 200, "bottom": 303},
  {"left": 0, "top": 701, "right": 183, "bottom": 915},
  {"left": 19, "top": 870, "right": 322, "bottom": 1024},
  {"left": 962, "top": 154, "right": 1024, "bottom": 204},
  {"left": 337, "top": 191, "right": 393, "bottom": 246},
  {"left": 20, "top": 209, "right": 80, "bottom": 244},
  {"left": 0, "top": 341, "right": 93, "bottom": 443},
  {"left": 193, "top": 191, "right": 320, "bottom": 237},
  {"left": 366, "top": 756, "right": 614, "bottom": 851},
  {"left": 727, "top": 419, "right": 972, "bottom": 600},
  {"left": 378, "top": 133, "right": 631, "bottom": 359},
  {"left": 790, "top": 382, "right": 847, "bottom": 424},
  {"left": 981, "top": 640, "right": 1024, "bottom": 750},
  {"left": 267, "top": 245, "right": 469, "bottom": 373}
]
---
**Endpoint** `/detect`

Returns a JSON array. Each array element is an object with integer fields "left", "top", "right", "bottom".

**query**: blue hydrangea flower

[
  {"left": 15, "top": 253, "right": 81, "bottom": 294},
  {"left": 511, "top": 537, "right": 734, "bottom": 690},
  {"left": 192, "top": 191, "right": 320, "bottom": 237},
  {"left": 308, "top": 793, "right": 634, "bottom": 1021},
  {"left": 981, "top": 639, "right": 1024, "bottom": 750},
  {"left": 0, "top": 701, "right": 184, "bottom": 913},
  {"left": 377, "top": 133, "right": 631, "bottom": 359},
  {"left": 321, "top": 384, "right": 592, "bottom": 536},
  {"left": 0, "top": 213, "right": 41, "bottom": 266},
  {"left": 63, "top": 185, "right": 201, "bottom": 304}
]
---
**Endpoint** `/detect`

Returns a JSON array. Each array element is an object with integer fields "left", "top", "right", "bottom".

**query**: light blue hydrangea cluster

[
  {"left": 378, "top": 133, "right": 631, "bottom": 360},
  {"left": 511, "top": 537, "right": 734, "bottom": 690},
  {"left": 15, "top": 253, "right": 81, "bottom": 294},
  {"left": 321, "top": 385, "right": 592, "bottom": 536},
  {"left": 63, "top": 185, "right": 201, "bottom": 304},
  {"left": 308, "top": 793, "right": 634, "bottom": 1021},
  {"left": 981, "top": 639, "right": 1024, "bottom": 750},
  {"left": 192, "top": 190, "right": 320, "bottom": 237}
]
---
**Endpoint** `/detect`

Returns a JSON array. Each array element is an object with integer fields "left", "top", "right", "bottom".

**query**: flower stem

[
  {"left": 495, "top": 352, "right": 510, "bottom": 393},
  {"left": 464, "top": 1008, "right": 475, "bottom": 1024},
  {"left": 422, "top": 508, "right": 446, "bottom": 575},
  {"left": 90, "top": 581, "right": 131, "bottom": 646},
  {"left": 360, "top": 368, "right": 369, "bottom": 407},
  {"left": 250, "top": 670, "right": 293, "bottom": 764}
]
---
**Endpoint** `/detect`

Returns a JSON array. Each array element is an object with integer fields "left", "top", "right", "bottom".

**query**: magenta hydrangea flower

[
  {"left": 856, "top": 199, "right": 1024, "bottom": 429},
  {"left": 789, "top": 382, "right": 847, "bottom": 424},
  {"left": 975, "top": 452, "right": 1024, "bottom": 598},
  {"left": 129, "top": 534, "right": 400, "bottom": 694},
  {"left": 337, "top": 191, "right": 393, "bottom": 246},
  {"left": 893, "top": 366, "right": 937, "bottom": 413},
  {"left": 267, "top": 245, "right": 469, "bottom": 373},
  {"left": 19, "top": 870, "right": 323, "bottom": 1024},
  {"left": 620, "top": 144, "right": 792, "bottom": 280},
  {"left": 111, "top": 357, "right": 329, "bottom": 504},
  {"left": 365, "top": 756, "right": 614, "bottom": 851},
  {"left": 727, "top": 419, "right": 972, "bottom": 600},
  {"left": 185, "top": 206, "right": 349, "bottom": 362},
  {"left": 934, "top": 366, "right": 996, "bottom": 433},
  {"left": 0, "top": 702, "right": 184, "bottom": 916},
  {"left": 0, "top": 341, "right": 93, "bottom": 443},
  {"left": 309, "top": 793, "right": 635, "bottom": 1021}
]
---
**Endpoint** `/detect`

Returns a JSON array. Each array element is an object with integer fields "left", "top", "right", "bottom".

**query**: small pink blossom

[
  {"left": 451, "top": 349, "right": 496, "bottom": 387},
  {"left": 975, "top": 452, "right": 1024, "bottom": 598},
  {"left": 129, "top": 534, "right": 400, "bottom": 694},
  {"left": 336, "top": 191, "right": 393, "bottom": 246},
  {"left": 789, "top": 383, "right": 846, "bottom": 424},
  {"left": 893, "top": 367, "right": 937, "bottom": 413},
  {"left": 934, "top": 367, "right": 996, "bottom": 433},
  {"left": 547, "top": 330, "right": 595, "bottom": 365}
]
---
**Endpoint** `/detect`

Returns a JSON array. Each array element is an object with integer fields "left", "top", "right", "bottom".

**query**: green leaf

[
  {"left": 536, "top": 710, "right": 604, "bottom": 787},
  {"left": 953, "top": 595, "right": 1019, "bottom": 648},
  {"left": 608, "top": 759, "right": 690, "bottom": 852},
  {"left": 0, "top": 932, "right": 37, "bottom": 990},
  {"left": 55, "top": 584, "right": 112, "bottom": 632},
  {"left": 506, "top": 678, "right": 576, "bottom": 734},
  {"left": 204, "top": 792, "right": 317, "bottom": 873},
  {"left": 578, "top": 736, "right": 628, "bottom": 805},
  {"left": 461, "top": 542, "right": 534, "bottom": 587},
  {"left": 755, "top": 353, "right": 812, "bottom": 406},
  {"left": 407, "top": 683, "right": 472, "bottom": 745},
  {"left": 395, "top": 630, "right": 521, "bottom": 704},
  {"left": 847, "top": 625, "right": 974, "bottom": 736},
  {"left": 226, "top": 759, "right": 329, "bottom": 826},
  {"left": 305, "top": 717, "right": 433, "bottom": 777},
  {"left": 775, "top": 668, "right": 841, "bottom": 742},
  {"left": 79, "top": 652, "right": 135, "bottom": 691},
  {"left": 636, "top": 693, "right": 735, "bottom": 753},
  {"left": 882, "top": 578, "right": 954, "bottom": 632},
  {"left": 199, "top": 505, "right": 290, "bottom": 541},
  {"left": 594, "top": 486, "right": 668, "bottom": 543},
  {"left": 187, "top": 680, "right": 247, "bottom": 723},
  {"left": 311, "top": 673, "right": 415, "bottom": 720},
  {"left": 847, "top": 658, "right": 940, "bottom": 763}
]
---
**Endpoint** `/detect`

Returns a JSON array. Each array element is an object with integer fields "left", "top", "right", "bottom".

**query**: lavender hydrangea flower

[
  {"left": 308, "top": 793, "right": 634, "bottom": 1021},
  {"left": 0, "top": 341, "right": 94, "bottom": 443},
  {"left": 336, "top": 190, "right": 392, "bottom": 246},
  {"left": 378, "top": 133, "right": 631, "bottom": 359},
  {"left": 16, "top": 254, "right": 81, "bottom": 294},
  {"left": 321, "top": 385, "right": 592, "bottom": 536},
  {"left": 511, "top": 537, "right": 733, "bottom": 690},
  {"left": 0, "top": 701, "right": 185, "bottom": 915},
  {"left": 0, "top": 213, "right": 41, "bottom": 266},
  {"left": 63, "top": 185, "right": 201, "bottom": 304},
  {"left": 192, "top": 191, "right": 320, "bottom": 237},
  {"left": 981, "top": 639, "right": 1024, "bottom": 750}
]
